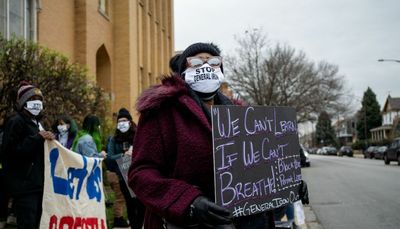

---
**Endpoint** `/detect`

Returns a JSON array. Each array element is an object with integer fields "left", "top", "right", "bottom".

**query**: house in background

[
  {"left": 370, "top": 96, "right": 400, "bottom": 141},
  {"left": 0, "top": 0, "right": 174, "bottom": 117},
  {"left": 334, "top": 116, "right": 357, "bottom": 146}
]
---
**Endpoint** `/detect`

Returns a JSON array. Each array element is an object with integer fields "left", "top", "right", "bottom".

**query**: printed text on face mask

[{"left": 194, "top": 66, "right": 218, "bottom": 82}]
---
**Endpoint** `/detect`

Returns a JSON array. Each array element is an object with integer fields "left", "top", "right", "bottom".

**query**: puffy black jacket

[{"left": 1, "top": 111, "right": 45, "bottom": 196}]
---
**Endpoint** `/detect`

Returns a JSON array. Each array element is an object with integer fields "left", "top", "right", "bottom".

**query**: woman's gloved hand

[
  {"left": 299, "top": 180, "right": 309, "bottom": 205},
  {"left": 190, "top": 196, "right": 232, "bottom": 225}
]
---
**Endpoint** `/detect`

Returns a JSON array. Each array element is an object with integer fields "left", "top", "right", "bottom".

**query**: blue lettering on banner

[
  {"left": 49, "top": 148, "right": 102, "bottom": 202},
  {"left": 67, "top": 157, "right": 88, "bottom": 200},
  {"left": 86, "top": 160, "right": 102, "bottom": 202}
]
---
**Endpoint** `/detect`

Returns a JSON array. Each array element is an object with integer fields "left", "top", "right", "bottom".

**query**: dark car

[
  {"left": 374, "top": 146, "right": 387, "bottom": 160},
  {"left": 364, "top": 146, "right": 378, "bottom": 159},
  {"left": 384, "top": 138, "right": 400, "bottom": 165},
  {"left": 338, "top": 146, "right": 353, "bottom": 157}
]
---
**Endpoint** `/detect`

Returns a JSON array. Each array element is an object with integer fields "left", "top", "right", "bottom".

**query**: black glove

[
  {"left": 299, "top": 180, "right": 309, "bottom": 205},
  {"left": 190, "top": 196, "right": 232, "bottom": 225}
]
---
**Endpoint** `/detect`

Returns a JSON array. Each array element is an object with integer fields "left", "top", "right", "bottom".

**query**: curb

[
  {"left": 353, "top": 153, "right": 364, "bottom": 159},
  {"left": 301, "top": 205, "right": 324, "bottom": 229}
]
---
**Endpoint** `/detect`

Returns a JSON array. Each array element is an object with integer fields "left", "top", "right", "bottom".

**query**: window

[
  {"left": 0, "top": 0, "right": 6, "bottom": 36},
  {"left": 0, "top": 0, "right": 34, "bottom": 40},
  {"left": 9, "top": 0, "right": 24, "bottom": 37},
  {"left": 98, "top": 0, "right": 108, "bottom": 16}
]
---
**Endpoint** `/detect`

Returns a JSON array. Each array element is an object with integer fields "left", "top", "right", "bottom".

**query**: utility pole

[{"left": 363, "top": 100, "right": 367, "bottom": 144}]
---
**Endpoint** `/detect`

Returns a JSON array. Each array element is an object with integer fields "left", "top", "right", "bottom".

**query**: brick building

[{"left": 0, "top": 0, "right": 174, "bottom": 117}]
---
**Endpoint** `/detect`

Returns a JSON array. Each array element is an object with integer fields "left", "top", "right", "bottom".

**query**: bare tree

[{"left": 225, "top": 29, "right": 350, "bottom": 123}]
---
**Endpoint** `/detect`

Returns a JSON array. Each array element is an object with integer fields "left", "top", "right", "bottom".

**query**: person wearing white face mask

[
  {"left": 51, "top": 115, "right": 78, "bottom": 149},
  {"left": 129, "top": 42, "right": 283, "bottom": 229},
  {"left": 128, "top": 43, "right": 236, "bottom": 229},
  {"left": 105, "top": 108, "right": 144, "bottom": 229},
  {"left": 1, "top": 81, "right": 55, "bottom": 229}
]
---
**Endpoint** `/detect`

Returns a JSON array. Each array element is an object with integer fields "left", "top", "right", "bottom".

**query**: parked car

[
  {"left": 374, "top": 146, "right": 387, "bottom": 160},
  {"left": 338, "top": 146, "right": 353, "bottom": 157},
  {"left": 308, "top": 147, "right": 318, "bottom": 154},
  {"left": 384, "top": 138, "right": 400, "bottom": 165},
  {"left": 325, "top": 146, "right": 338, "bottom": 156},
  {"left": 299, "top": 147, "right": 311, "bottom": 167},
  {"left": 364, "top": 146, "right": 378, "bottom": 159},
  {"left": 316, "top": 146, "right": 336, "bottom": 155},
  {"left": 317, "top": 147, "right": 328, "bottom": 155}
]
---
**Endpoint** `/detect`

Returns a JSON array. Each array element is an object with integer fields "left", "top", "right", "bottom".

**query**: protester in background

[
  {"left": 1, "top": 82, "right": 55, "bottom": 229},
  {"left": 72, "top": 114, "right": 106, "bottom": 158},
  {"left": 106, "top": 108, "right": 145, "bottom": 229},
  {"left": 51, "top": 115, "right": 78, "bottom": 149},
  {"left": 129, "top": 42, "right": 237, "bottom": 228},
  {"left": 104, "top": 110, "right": 130, "bottom": 228}
]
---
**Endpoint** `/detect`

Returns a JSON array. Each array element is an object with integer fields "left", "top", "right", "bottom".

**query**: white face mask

[
  {"left": 57, "top": 124, "right": 68, "bottom": 134},
  {"left": 117, "top": 121, "right": 130, "bottom": 133},
  {"left": 184, "top": 64, "right": 224, "bottom": 94},
  {"left": 24, "top": 100, "right": 43, "bottom": 116}
]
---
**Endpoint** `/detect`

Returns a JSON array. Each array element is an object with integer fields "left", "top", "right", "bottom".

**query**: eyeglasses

[{"left": 187, "top": 56, "right": 222, "bottom": 68}]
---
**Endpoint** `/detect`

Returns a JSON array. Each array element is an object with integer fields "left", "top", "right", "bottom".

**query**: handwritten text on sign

[{"left": 212, "top": 106, "right": 301, "bottom": 217}]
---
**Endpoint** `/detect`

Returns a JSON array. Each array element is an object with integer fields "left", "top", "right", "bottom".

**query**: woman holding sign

[
  {"left": 105, "top": 108, "right": 145, "bottom": 229},
  {"left": 128, "top": 43, "right": 277, "bottom": 228}
]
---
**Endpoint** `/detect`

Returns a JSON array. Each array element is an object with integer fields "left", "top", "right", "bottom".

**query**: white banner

[{"left": 40, "top": 140, "right": 107, "bottom": 229}]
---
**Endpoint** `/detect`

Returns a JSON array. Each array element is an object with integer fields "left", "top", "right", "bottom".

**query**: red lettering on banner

[
  {"left": 101, "top": 218, "right": 105, "bottom": 229},
  {"left": 49, "top": 215, "right": 57, "bottom": 229},
  {"left": 84, "top": 218, "right": 98, "bottom": 228},
  {"left": 60, "top": 216, "right": 74, "bottom": 228},
  {"left": 48, "top": 215, "right": 105, "bottom": 229},
  {"left": 73, "top": 217, "right": 83, "bottom": 229}
]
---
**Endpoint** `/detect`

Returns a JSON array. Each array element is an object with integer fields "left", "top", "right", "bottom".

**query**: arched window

[
  {"left": 96, "top": 45, "right": 111, "bottom": 99},
  {"left": 98, "top": 0, "right": 108, "bottom": 16}
]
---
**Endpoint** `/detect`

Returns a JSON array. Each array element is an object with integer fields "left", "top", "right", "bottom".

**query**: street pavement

[{"left": 302, "top": 154, "right": 400, "bottom": 229}]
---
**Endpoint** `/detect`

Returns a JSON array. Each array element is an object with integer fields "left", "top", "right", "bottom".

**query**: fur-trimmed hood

[{"left": 136, "top": 75, "right": 188, "bottom": 113}]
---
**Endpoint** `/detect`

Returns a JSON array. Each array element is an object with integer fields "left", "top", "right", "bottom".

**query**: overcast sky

[{"left": 174, "top": 0, "right": 400, "bottom": 110}]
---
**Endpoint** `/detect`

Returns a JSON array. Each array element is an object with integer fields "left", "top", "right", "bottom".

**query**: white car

[{"left": 317, "top": 147, "right": 329, "bottom": 155}]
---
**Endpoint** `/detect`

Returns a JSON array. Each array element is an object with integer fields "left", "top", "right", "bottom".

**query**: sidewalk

[
  {"left": 353, "top": 153, "right": 364, "bottom": 159},
  {"left": 280, "top": 204, "right": 324, "bottom": 229},
  {"left": 301, "top": 205, "right": 324, "bottom": 229}
]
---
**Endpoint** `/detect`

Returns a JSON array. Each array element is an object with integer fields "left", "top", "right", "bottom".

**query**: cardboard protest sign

[
  {"left": 116, "top": 155, "right": 135, "bottom": 197},
  {"left": 40, "top": 140, "right": 107, "bottom": 229},
  {"left": 212, "top": 105, "right": 301, "bottom": 217}
]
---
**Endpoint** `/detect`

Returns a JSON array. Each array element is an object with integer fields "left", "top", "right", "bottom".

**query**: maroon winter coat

[{"left": 128, "top": 76, "right": 231, "bottom": 228}]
